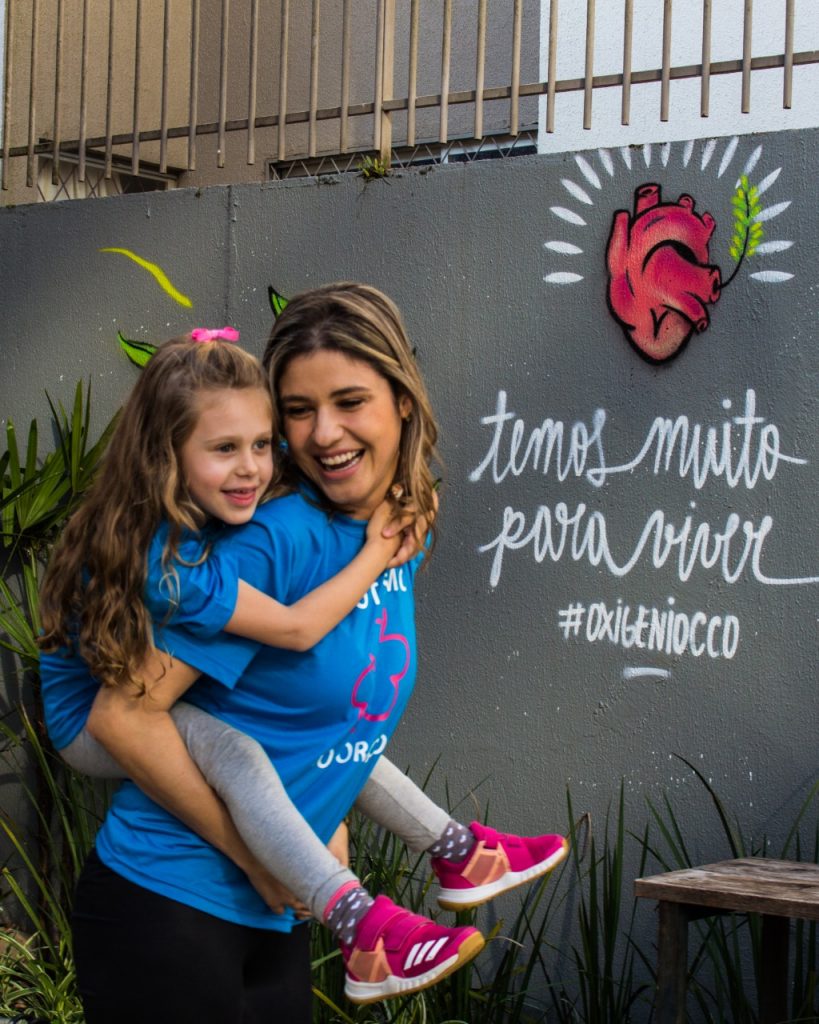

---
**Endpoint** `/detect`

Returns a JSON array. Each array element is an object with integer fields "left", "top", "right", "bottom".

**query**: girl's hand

[
  {"left": 365, "top": 498, "right": 406, "bottom": 561},
  {"left": 386, "top": 488, "right": 439, "bottom": 568}
]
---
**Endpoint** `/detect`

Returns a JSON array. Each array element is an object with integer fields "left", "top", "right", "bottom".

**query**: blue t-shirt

[
  {"left": 40, "top": 524, "right": 242, "bottom": 751},
  {"left": 94, "top": 491, "right": 420, "bottom": 930}
]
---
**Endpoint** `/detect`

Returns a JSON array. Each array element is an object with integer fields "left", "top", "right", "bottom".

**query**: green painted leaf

[
  {"left": 268, "top": 286, "right": 289, "bottom": 318},
  {"left": 118, "top": 331, "right": 157, "bottom": 368}
]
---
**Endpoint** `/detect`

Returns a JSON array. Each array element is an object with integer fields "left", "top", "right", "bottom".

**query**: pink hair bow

[{"left": 190, "top": 327, "right": 240, "bottom": 343}]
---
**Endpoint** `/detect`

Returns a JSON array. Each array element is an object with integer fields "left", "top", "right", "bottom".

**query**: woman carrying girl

[{"left": 41, "top": 289, "right": 566, "bottom": 1022}]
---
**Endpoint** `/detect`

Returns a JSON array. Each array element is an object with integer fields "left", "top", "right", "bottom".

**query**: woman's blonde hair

[
  {"left": 39, "top": 336, "right": 271, "bottom": 690},
  {"left": 263, "top": 282, "right": 440, "bottom": 549}
]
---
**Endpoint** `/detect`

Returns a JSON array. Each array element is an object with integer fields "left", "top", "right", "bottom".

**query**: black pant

[{"left": 72, "top": 849, "right": 312, "bottom": 1024}]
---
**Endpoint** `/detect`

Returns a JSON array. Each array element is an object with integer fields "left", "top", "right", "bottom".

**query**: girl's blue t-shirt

[
  {"left": 92, "top": 492, "right": 420, "bottom": 930},
  {"left": 39, "top": 525, "right": 242, "bottom": 751}
]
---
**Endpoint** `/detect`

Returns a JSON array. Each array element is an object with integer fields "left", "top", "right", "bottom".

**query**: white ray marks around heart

[
  {"left": 543, "top": 272, "right": 585, "bottom": 284},
  {"left": 755, "top": 200, "right": 791, "bottom": 223},
  {"left": 575, "top": 154, "right": 602, "bottom": 189},
  {"left": 544, "top": 241, "right": 584, "bottom": 254},
  {"left": 551, "top": 206, "right": 587, "bottom": 226},
  {"left": 683, "top": 139, "right": 694, "bottom": 167},
  {"left": 620, "top": 146, "right": 632, "bottom": 170},
  {"left": 598, "top": 149, "right": 615, "bottom": 176},
  {"left": 749, "top": 270, "right": 794, "bottom": 283},
  {"left": 754, "top": 239, "right": 793, "bottom": 254},
  {"left": 740, "top": 145, "right": 763, "bottom": 181},
  {"left": 756, "top": 168, "right": 782, "bottom": 196},
  {"left": 717, "top": 136, "right": 739, "bottom": 177},
  {"left": 643, "top": 143, "right": 652, "bottom": 167},
  {"left": 562, "top": 179, "right": 594, "bottom": 204},
  {"left": 700, "top": 138, "right": 717, "bottom": 170},
  {"left": 661, "top": 142, "right": 671, "bottom": 167}
]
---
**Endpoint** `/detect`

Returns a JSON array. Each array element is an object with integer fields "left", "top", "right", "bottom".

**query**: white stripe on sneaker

[{"left": 404, "top": 939, "right": 435, "bottom": 970}]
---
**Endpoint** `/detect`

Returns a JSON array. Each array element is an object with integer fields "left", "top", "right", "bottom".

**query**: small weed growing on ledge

[{"left": 358, "top": 155, "right": 391, "bottom": 180}]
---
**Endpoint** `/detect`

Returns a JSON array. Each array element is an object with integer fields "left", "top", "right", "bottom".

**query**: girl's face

[
  {"left": 180, "top": 386, "right": 274, "bottom": 525},
  {"left": 278, "top": 349, "right": 411, "bottom": 520}
]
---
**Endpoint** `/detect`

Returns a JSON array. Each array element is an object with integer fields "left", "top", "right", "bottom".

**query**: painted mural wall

[{"left": 1, "top": 129, "right": 817, "bottom": 904}]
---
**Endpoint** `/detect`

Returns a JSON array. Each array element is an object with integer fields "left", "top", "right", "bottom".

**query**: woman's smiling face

[{"left": 278, "top": 349, "right": 411, "bottom": 519}]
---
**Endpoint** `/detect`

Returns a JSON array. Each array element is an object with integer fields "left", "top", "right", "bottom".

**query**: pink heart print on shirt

[
  {"left": 606, "top": 183, "right": 722, "bottom": 362},
  {"left": 350, "top": 609, "right": 410, "bottom": 723}
]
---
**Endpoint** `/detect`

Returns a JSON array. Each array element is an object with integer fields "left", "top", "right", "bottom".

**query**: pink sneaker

[
  {"left": 432, "top": 822, "right": 569, "bottom": 910},
  {"left": 341, "top": 895, "right": 485, "bottom": 1005}
]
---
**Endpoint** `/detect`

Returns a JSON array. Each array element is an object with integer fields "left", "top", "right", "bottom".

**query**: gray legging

[{"left": 60, "top": 704, "right": 450, "bottom": 919}]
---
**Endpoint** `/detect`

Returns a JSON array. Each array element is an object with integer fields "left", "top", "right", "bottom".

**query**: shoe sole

[
  {"left": 344, "top": 930, "right": 485, "bottom": 1005},
  {"left": 437, "top": 836, "right": 570, "bottom": 910}
]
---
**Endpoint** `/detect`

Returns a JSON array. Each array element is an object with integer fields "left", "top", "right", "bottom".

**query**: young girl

[{"left": 43, "top": 326, "right": 566, "bottom": 1017}]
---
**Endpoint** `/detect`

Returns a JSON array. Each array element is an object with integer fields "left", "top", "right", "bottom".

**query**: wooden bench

[{"left": 635, "top": 858, "right": 819, "bottom": 1024}]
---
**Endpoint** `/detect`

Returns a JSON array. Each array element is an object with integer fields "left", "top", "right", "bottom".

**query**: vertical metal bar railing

[
  {"left": 52, "top": 0, "right": 64, "bottom": 185},
  {"left": 308, "top": 0, "right": 320, "bottom": 158},
  {"left": 278, "top": 0, "right": 289, "bottom": 161},
  {"left": 660, "top": 0, "right": 672, "bottom": 122},
  {"left": 247, "top": 0, "right": 259, "bottom": 164},
  {"left": 78, "top": 0, "right": 89, "bottom": 183},
  {"left": 439, "top": 0, "right": 451, "bottom": 143},
  {"left": 583, "top": 0, "right": 595, "bottom": 130},
  {"left": 407, "top": 0, "right": 420, "bottom": 146},
  {"left": 374, "top": 0, "right": 385, "bottom": 153},
  {"left": 218, "top": 0, "right": 230, "bottom": 167},
  {"left": 546, "top": 0, "right": 557, "bottom": 133},
  {"left": 159, "top": 0, "right": 170, "bottom": 173},
  {"left": 27, "top": 0, "right": 40, "bottom": 188},
  {"left": 784, "top": 0, "right": 794, "bottom": 108},
  {"left": 246, "top": 0, "right": 255, "bottom": 162},
  {"left": 701, "top": 0, "right": 712, "bottom": 117},
  {"left": 621, "top": 0, "right": 632, "bottom": 124},
  {"left": 131, "top": 0, "right": 142, "bottom": 176},
  {"left": 2, "top": 0, "right": 13, "bottom": 190},
  {"left": 741, "top": 0, "right": 752, "bottom": 113},
  {"left": 104, "top": 0, "right": 115, "bottom": 178},
  {"left": 339, "top": 0, "right": 351, "bottom": 151},
  {"left": 188, "top": 0, "right": 200, "bottom": 170},
  {"left": 474, "top": 0, "right": 487, "bottom": 140},
  {"left": 509, "top": 0, "right": 522, "bottom": 135},
  {"left": 380, "top": 0, "right": 395, "bottom": 162}
]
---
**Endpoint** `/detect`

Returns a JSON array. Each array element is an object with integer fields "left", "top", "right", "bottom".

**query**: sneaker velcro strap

[
  {"left": 347, "top": 938, "right": 391, "bottom": 983},
  {"left": 460, "top": 840, "right": 510, "bottom": 886}
]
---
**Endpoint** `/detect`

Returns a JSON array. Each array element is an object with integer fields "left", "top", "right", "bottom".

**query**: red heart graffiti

[{"left": 606, "top": 183, "right": 722, "bottom": 362}]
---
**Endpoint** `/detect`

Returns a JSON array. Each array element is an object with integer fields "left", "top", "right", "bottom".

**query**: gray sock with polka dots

[
  {"left": 426, "top": 820, "right": 476, "bottom": 862},
  {"left": 324, "top": 885, "right": 375, "bottom": 947}
]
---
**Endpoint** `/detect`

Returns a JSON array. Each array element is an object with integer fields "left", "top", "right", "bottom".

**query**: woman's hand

[
  {"left": 246, "top": 861, "right": 311, "bottom": 919},
  {"left": 327, "top": 820, "right": 350, "bottom": 867}
]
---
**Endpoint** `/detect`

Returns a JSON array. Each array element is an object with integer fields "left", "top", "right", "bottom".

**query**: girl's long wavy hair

[
  {"left": 263, "top": 282, "right": 441, "bottom": 552},
  {"left": 38, "top": 337, "right": 270, "bottom": 690}
]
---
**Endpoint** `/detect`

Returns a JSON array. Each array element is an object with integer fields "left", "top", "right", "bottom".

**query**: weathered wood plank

[{"left": 636, "top": 859, "right": 819, "bottom": 920}]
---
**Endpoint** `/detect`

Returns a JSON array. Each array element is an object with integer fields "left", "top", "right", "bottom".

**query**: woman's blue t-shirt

[{"left": 93, "top": 492, "right": 420, "bottom": 930}]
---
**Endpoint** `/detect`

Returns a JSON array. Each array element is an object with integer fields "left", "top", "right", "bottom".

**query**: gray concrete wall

[{"left": 1, "top": 128, "right": 817, "bottom": 991}]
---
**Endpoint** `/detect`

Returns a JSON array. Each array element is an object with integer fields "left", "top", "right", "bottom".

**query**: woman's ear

[{"left": 398, "top": 394, "right": 413, "bottom": 420}]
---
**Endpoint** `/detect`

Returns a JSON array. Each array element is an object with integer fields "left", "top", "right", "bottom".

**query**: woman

[{"left": 71, "top": 283, "right": 470, "bottom": 1021}]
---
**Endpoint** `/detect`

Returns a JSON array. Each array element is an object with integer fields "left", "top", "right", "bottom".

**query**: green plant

[
  {"left": 546, "top": 787, "right": 652, "bottom": 1024},
  {"left": 358, "top": 155, "right": 391, "bottom": 180},
  {"left": 0, "top": 708, "right": 106, "bottom": 1022},
  {"left": 0, "top": 384, "right": 116, "bottom": 1021}
]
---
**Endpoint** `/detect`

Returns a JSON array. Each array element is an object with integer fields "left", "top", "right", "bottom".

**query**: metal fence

[{"left": 2, "top": 0, "right": 818, "bottom": 197}]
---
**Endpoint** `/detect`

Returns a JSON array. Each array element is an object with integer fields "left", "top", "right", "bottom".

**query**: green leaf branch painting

[{"left": 724, "top": 175, "right": 764, "bottom": 286}]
